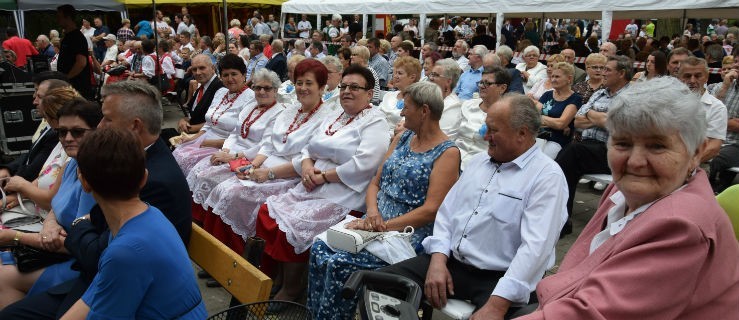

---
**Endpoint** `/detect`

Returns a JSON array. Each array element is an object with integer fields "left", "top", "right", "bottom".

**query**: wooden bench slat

[{"left": 188, "top": 223, "right": 272, "bottom": 304}]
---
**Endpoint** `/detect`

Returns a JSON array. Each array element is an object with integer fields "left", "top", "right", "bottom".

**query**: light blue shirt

[{"left": 454, "top": 66, "right": 483, "bottom": 100}]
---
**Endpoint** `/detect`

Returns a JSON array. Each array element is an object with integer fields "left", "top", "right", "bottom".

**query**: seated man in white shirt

[
  {"left": 101, "top": 34, "right": 118, "bottom": 68},
  {"left": 679, "top": 56, "right": 727, "bottom": 162},
  {"left": 381, "top": 93, "right": 568, "bottom": 319}
]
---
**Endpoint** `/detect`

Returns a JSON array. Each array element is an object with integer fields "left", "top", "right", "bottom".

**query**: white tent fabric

[
  {"left": 282, "top": 0, "right": 739, "bottom": 46},
  {"left": 283, "top": 0, "right": 739, "bottom": 16},
  {"left": 282, "top": 0, "right": 429, "bottom": 14}
]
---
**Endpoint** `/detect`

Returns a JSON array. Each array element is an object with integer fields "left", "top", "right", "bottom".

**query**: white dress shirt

[
  {"left": 422, "top": 146, "right": 568, "bottom": 304},
  {"left": 452, "top": 99, "right": 488, "bottom": 169},
  {"left": 376, "top": 91, "right": 403, "bottom": 137},
  {"left": 439, "top": 93, "right": 462, "bottom": 136},
  {"left": 701, "top": 90, "right": 728, "bottom": 141}
]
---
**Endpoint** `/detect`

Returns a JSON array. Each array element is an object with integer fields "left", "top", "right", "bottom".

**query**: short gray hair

[
  {"left": 456, "top": 39, "right": 469, "bottom": 52},
  {"left": 251, "top": 68, "right": 282, "bottom": 90},
  {"left": 404, "top": 81, "right": 444, "bottom": 120},
  {"left": 321, "top": 55, "right": 343, "bottom": 73},
  {"left": 471, "top": 45, "right": 489, "bottom": 57},
  {"left": 503, "top": 93, "right": 540, "bottom": 135},
  {"left": 434, "top": 58, "right": 462, "bottom": 90},
  {"left": 101, "top": 81, "right": 163, "bottom": 135},
  {"left": 332, "top": 14, "right": 342, "bottom": 21},
  {"left": 606, "top": 77, "right": 706, "bottom": 155},
  {"left": 496, "top": 45, "right": 513, "bottom": 63},
  {"left": 609, "top": 55, "right": 634, "bottom": 81},
  {"left": 522, "top": 45, "right": 540, "bottom": 57}
]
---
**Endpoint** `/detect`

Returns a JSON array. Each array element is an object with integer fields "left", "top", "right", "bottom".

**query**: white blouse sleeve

[{"left": 335, "top": 117, "right": 391, "bottom": 193}]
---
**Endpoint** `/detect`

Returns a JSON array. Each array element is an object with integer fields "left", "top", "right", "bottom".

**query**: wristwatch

[
  {"left": 267, "top": 169, "right": 275, "bottom": 180},
  {"left": 71, "top": 216, "right": 90, "bottom": 227}
]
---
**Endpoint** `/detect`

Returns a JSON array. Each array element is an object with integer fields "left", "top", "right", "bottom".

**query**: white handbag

[
  {"left": 1, "top": 181, "right": 44, "bottom": 232},
  {"left": 326, "top": 221, "right": 386, "bottom": 253}
]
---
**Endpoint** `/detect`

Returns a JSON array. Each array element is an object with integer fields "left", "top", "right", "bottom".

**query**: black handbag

[{"left": 12, "top": 244, "right": 71, "bottom": 273}]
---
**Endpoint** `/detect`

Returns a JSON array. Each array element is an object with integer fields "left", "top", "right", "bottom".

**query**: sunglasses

[
  {"left": 57, "top": 128, "right": 92, "bottom": 139},
  {"left": 252, "top": 86, "right": 274, "bottom": 92}
]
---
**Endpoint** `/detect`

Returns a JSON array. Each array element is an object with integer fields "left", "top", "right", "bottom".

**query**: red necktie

[{"left": 195, "top": 86, "right": 204, "bottom": 105}]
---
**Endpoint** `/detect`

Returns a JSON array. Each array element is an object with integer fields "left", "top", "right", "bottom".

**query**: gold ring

[{"left": 42, "top": 236, "right": 48, "bottom": 239}]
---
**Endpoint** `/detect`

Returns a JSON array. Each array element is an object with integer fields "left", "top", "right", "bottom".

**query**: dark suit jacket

[
  {"left": 187, "top": 76, "right": 224, "bottom": 126},
  {"left": 265, "top": 53, "right": 288, "bottom": 82},
  {"left": 64, "top": 138, "right": 192, "bottom": 283},
  {"left": 0, "top": 126, "right": 57, "bottom": 181},
  {"left": 505, "top": 63, "right": 526, "bottom": 94}
]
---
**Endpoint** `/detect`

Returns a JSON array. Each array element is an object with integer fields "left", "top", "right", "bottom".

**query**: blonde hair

[
  {"left": 351, "top": 45, "right": 370, "bottom": 62},
  {"left": 585, "top": 53, "right": 607, "bottom": 66},
  {"left": 546, "top": 54, "right": 565, "bottom": 64},
  {"left": 550, "top": 61, "right": 574, "bottom": 77},
  {"left": 722, "top": 55, "right": 735, "bottom": 66},
  {"left": 42, "top": 86, "right": 80, "bottom": 121},
  {"left": 393, "top": 56, "right": 422, "bottom": 81}
]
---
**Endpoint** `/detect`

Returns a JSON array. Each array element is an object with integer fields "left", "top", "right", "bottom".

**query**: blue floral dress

[{"left": 308, "top": 130, "right": 456, "bottom": 320}]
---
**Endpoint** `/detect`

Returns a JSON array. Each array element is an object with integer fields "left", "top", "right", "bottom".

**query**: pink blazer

[{"left": 518, "top": 170, "right": 739, "bottom": 320}]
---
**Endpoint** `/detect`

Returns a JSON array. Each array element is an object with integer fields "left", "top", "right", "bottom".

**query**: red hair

[{"left": 293, "top": 58, "right": 328, "bottom": 88}]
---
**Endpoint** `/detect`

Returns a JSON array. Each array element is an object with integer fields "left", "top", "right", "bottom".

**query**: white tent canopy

[{"left": 282, "top": 0, "right": 739, "bottom": 47}]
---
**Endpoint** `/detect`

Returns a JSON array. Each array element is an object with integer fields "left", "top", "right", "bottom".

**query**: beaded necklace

[
  {"left": 325, "top": 105, "right": 372, "bottom": 136},
  {"left": 210, "top": 85, "right": 248, "bottom": 126},
  {"left": 282, "top": 100, "right": 323, "bottom": 143},
  {"left": 240, "top": 101, "right": 277, "bottom": 139}
]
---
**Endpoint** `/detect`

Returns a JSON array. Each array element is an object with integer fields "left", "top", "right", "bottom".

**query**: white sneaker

[
  {"left": 593, "top": 182, "right": 607, "bottom": 191},
  {"left": 579, "top": 178, "right": 591, "bottom": 184}
]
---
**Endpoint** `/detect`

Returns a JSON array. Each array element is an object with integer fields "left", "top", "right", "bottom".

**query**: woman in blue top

[
  {"left": 63, "top": 127, "right": 205, "bottom": 319},
  {"left": 0, "top": 97, "right": 101, "bottom": 307},
  {"left": 308, "top": 82, "right": 460, "bottom": 320},
  {"left": 535, "top": 62, "right": 582, "bottom": 159}
]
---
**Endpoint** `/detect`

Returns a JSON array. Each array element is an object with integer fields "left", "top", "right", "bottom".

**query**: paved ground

[{"left": 159, "top": 102, "right": 624, "bottom": 315}]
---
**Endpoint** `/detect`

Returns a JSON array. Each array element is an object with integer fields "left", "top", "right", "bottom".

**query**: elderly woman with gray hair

[
  {"left": 516, "top": 45, "right": 547, "bottom": 93},
  {"left": 186, "top": 69, "right": 284, "bottom": 208},
  {"left": 518, "top": 77, "right": 739, "bottom": 320},
  {"left": 308, "top": 81, "right": 460, "bottom": 320},
  {"left": 428, "top": 58, "right": 463, "bottom": 135}
]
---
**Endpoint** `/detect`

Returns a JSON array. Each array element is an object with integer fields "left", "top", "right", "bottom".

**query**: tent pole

[
  {"left": 362, "top": 14, "right": 368, "bottom": 39},
  {"left": 223, "top": 0, "right": 229, "bottom": 44},
  {"left": 280, "top": 12, "right": 286, "bottom": 39},
  {"left": 152, "top": 0, "right": 162, "bottom": 91},
  {"left": 496, "top": 12, "right": 504, "bottom": 49},
  {"left": 419, "top": 13, "right": 426, "bottom": 45}
]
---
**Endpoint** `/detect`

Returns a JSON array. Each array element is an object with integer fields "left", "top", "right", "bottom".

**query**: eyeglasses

[
  {"left": 477, "top": 80, "right": 502, "bottom": 89},
  {"left": 587, "top": 66, "right": 606, "bottom": 70},
  {"left": 57, "top": 128, "right": 92, "bottom": 139},
  {"left": 350, "top": 53, "right": 359, "bottom": 57},
  {"left": 338, "top": 83, "right": 370, "bottom": 92},
  {"left": 427, "top": 72, "right": 445, "bottom": 79},
  {"left": 252, "top": 86, "right": 274, "bottom": 92}
]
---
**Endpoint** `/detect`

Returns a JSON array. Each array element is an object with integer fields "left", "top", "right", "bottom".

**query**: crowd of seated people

[{"left": 1, "top": 5, "right": 739, "bottom": 319}]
